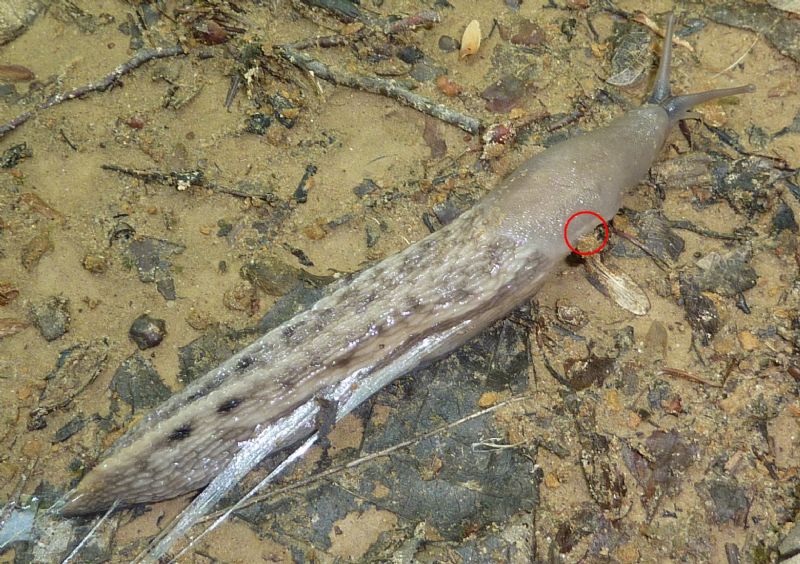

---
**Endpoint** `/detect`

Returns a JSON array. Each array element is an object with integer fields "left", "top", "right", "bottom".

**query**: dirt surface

[{"left": 0, "top": 0, "right": 798, "bottom": 562}]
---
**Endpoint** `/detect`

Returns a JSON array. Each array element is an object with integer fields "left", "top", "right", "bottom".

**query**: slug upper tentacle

[
  {"left": 648, "top": 13, "right": 754, "bottom": 123},
  {"left": 58, "top": 12, "right": 753, "bottom": 517}
]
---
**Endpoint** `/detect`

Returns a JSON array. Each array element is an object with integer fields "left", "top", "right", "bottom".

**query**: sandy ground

[{"left": 0, "top": 0, "right": 798, "bottom": 562}]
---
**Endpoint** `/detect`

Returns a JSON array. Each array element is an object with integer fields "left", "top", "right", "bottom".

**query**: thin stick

[
  {"left": 167, "top": 433, "right": 320, "bottom": 564},
  {"left": 710, "top": 35, "right": 760, "bottom": 79},
  {"left": 275, "top": 44, "right": 482, "bottom": 134},
  {"left": 632, "top": 12, "right": 694, "bottom": 53},
  {"left": 665, "top": 218, "right": 741, "bottom": 241},
  {"left": 659, "top": 367, "right": 722, "bottom": 388},
  {"left": 0, "top": 45, "right": 185, "bottom": 139},
  {"left": 101, "top": 163, "right": 279, "bottom": 201},
  {"left": 60, "top": 501, "right": 119, "bottom": 564}
]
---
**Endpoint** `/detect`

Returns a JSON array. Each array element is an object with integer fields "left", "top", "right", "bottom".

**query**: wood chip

[{"left": 0, "top": 318, "right": 29, "bottom": 338}]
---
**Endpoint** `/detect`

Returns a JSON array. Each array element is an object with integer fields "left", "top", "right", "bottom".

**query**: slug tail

[{"left": 648, "top": 12, "right": 755, "bottom": 122}]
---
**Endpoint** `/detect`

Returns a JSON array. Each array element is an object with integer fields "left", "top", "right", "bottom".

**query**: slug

[{"left": 59, "top": 15, "right": 753, "bottom": 516}]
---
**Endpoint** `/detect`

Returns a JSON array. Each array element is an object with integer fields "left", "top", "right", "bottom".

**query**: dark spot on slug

[
  {"left": 217, "top": 397, "right": 243, "bottom": 414},
  {"left": 168, "top": 423, "right": 193, "bottom": 442},
  {"left": 236, "top": 356, "right": 253, "bottom": 371},
  {"left": 404, "top": 296, "right": 423, "bottom": 313},
  {"left": 333, "top": 349, "right": 356, "bottom": 370},
  {"left": 183, "top": 375, "right": 227, "bottom": 404},
  {"left": 186, "top": 390, "right": 205, "bottom": 402}
]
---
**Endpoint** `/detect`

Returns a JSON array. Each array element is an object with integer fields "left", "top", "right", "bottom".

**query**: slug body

[{"left": 60, "top": 17, "right": 752, "bottom": 516}]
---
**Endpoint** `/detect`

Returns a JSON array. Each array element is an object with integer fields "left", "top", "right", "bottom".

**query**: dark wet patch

[
  {"left": 235, "top": 356, "right": 254, "bottom": 372},
  {"left": 704, "top": 479, "right": 751, "bottom": 526},
  {"left": 613, "top": 209, "right": 685, "bottom": 263},
  {"left": 481, "top": 74, "right": 526, "bottom": 113},
  {"left": 565, "top": 354, "right": 616, "bottom": 391},
  {"left": 110, "top": 353, "right": 172, "bottom": 410},
  {"left": 229, "top": 317, "right": 533, "bottom": 555},
  {"left": 30, "top": 295, "right": 70, "bottom": 341},
  {"left": 178, "top": 327, "right": 237, "bottom": 385},
  {"left": 679, "top": 275, "right": 722, "bottom": 345},
  {"left": 122, "top": 237, "right": 186, "bottom": 301},
  {"left": 707, "top": 1, "right": 800, "bottom": 62},
  {"left": 52, "top": 416, "right": 86, "bottom": 444}
]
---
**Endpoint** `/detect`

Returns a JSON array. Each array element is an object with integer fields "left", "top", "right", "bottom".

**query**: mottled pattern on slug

[{"left": 61, "top": 204, "right": 554, "bottom": 515}]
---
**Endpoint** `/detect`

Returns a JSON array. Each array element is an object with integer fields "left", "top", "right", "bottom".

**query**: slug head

[{"left": 648, "top": 13, "right": 755, "bottom": 124}]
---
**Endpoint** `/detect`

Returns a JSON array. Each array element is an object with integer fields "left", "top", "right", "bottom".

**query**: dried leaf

[
  {"left": 460, "top": 20, "right": 481, "bottom": 58},
  {"left": 585, "top": 257, "right": 650, "bottom": 315},
  {"left": 0, "top": 318, "right": 29, "bottom": 338},
  {"left": 0, "top": 63, "right": 34, "bottom": 81}
]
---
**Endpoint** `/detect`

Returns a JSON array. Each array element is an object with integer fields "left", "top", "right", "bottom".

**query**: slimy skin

[{"left": 59, "top": 15, "right": 752, "bottom": 516}]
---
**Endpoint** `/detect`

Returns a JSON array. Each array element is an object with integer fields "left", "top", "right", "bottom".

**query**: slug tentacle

[
  {"left": 648, "top": 12, "right": 754, "bottom": 123},
  {"left": 648, "top": 11, "right": 675, "bottom": 104},
  {"left": 662, "top": 84, "right": 756, "bottom": 123}
]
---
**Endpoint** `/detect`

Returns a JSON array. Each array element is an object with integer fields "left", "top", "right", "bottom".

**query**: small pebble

[
  {"left": 223, "top": 282, "right": 259, "bottom": 314},
  {"left": 438, "top": 35, "right": 459, "bottom": 52},
  {"left": 30, "top": 296, "right": 70, "bottom": 341},
  {"left": 435, "top": 75, "right": 462, "bottom": 97},
  {"left": 353, "top": 178, "right": 379, "bottom": 198},
  {"left": 556, "top": 300, "right": 587, "bottom": 328},
  {"left": 245, "top": 113, "right": 271, "bottom": 135},
  {"left": 409, "top": 61, "right": 445, "bottom": 82},
  {"left": 82, "top": 254, "right": 107, "bottom": 274},
  {"left": 397, "top": 45, "right": 424, "bottom": 64},
  {"left": 129, "top": 313, "right": 167, "bottom": 349},
  {"left": 477, "top": 391, "right": 500, "bottom": 407}
]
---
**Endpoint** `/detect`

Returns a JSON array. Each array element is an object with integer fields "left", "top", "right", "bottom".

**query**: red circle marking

[{"left": 563, "top": 210, "right": 609, "bottom": 256}]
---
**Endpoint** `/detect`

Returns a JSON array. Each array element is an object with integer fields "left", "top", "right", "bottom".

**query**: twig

[
  {"left": 297, "top": 0, "right": 440, "bottom": 34},
  {"left": 0, "top": 45, "right": 185, "bottom": 140},
  {"left": 382, "top": 10, "right": 441, "bottom": 34},
  {"left": 659, "top": 367, "right": 722, "bottom": 388},
  {"left": 275, "top": 44, "right": 482, "bottom": 134},
  {"left": 101, "top": 163, "right": 279, "bottom": 201},
  {"left": 632, "top": 12, "right": 695, "bottom": 53},
  {"left": 610, "top": 225, "right": 672, "bottom": 271},
  {"left": 665, "top": 217, "right": 741, "bottom": 241},
  {"left": 710, "top": 35, "right": 759, "bottom": 79}
]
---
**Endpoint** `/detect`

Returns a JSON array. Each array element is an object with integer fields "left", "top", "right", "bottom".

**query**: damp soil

[{"left": 0, "top": 0, "right": 798, "bottom": 562}]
